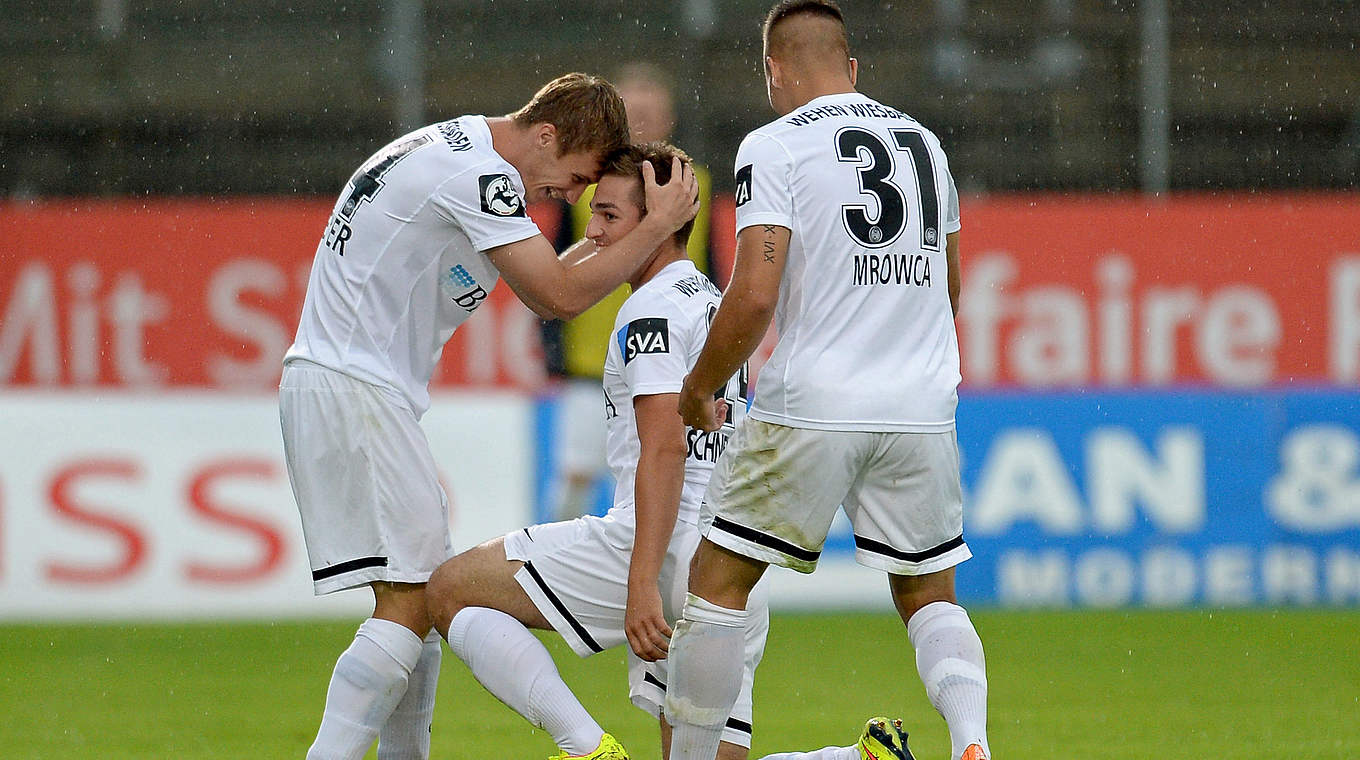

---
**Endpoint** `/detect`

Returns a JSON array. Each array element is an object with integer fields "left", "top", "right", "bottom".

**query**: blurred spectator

[{"left": 542, "top": 61, "right": 717, "bottom": 520}]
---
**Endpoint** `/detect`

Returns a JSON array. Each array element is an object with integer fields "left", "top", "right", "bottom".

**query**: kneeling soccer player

[{"left": 425, "top": 142, "right": 768, "bottom": 760}]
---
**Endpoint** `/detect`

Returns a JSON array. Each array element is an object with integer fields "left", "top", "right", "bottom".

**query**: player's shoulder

[
  {"left": 414, "top": 115, "right": 516, "bottom": 179},
  {"left": 739, "top": 116, "right": 796, "bottom": 154},
  {"left": 621, "top": 261, "right": 717, "bottom": 326},
  {"left": 412, "top": 116, "right": 535, "bottom": 220},
  {"left": 424, "top": 115, "right": 487, "bottom": 156}
]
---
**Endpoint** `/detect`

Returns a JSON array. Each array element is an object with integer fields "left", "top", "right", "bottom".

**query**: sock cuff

[
  {"left": 906, "top": 600, "right": 969, "bottom": 643},
  {"left": 681, "top": 593, "right": 749, "bottom": 628},
  {"left": 422, "top": 629, "right": 442, "bottom": 646},
  {"left": 358, "top": 617, "right": 426, "bottom": 671},
  {"left": 446, "top": 606, "right": 494, "bottom": 659}
]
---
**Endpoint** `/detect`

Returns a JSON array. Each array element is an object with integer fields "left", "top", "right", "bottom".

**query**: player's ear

[
  {"left": 535, "top": 123, "right": 558, "bottom": 150},
  {"left": 765, "top": 56, "right": 781, "bottom": 87},
  {"left": 848, "top": 57, "right": 858, "bottom": 86}
]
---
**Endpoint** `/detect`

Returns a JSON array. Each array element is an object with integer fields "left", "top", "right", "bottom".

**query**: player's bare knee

[
  {"left": 688, "top": 540, "right": 765, "bottom": 610},
  {"left": 371, "top": 581, "right": 435, "bottom": 636},
  {"left": 888, "top": 568, "right": 958, "bottom": 622},
  {"left": 425, "top": 560, "right": 464, "bottom": 634},
  {"left": 426, "top": 538, "right": 522, "bottom": 633},
  {"left": 425, "top": 555, "right": 490, "bottom": 630}
]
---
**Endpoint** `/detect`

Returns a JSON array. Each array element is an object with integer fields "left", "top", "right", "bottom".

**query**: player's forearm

[
  {"left": 557, "top": 237, "right": 596, "bottom": 266},
  {"left": 689, "top": 223, "right": 785, "bottom": 393},
  {"left": 689, "top": 296, "right": 774, "bottom": 395},
  {"left": 514, "top": 282, "right": 557, "bottom": 319},
  {"left": 628, "top": 450, "right": 685, "bottom": 592},
  {"left": 554, "top": 217, "right": 673, "bottom": 319}
]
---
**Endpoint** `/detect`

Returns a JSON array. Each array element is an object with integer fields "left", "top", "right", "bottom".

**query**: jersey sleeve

[
  {"left": 432, "top": 163, "right": 542, "bottom": 252},
  {"left": 613, "top": 298, "right": 689, "bottom": 399},
  {"left": 944, "top": 167, "right": 961, "bottom": 234},
  {"left": 732, "top": 132, "right": 794, "bottom": 233}
]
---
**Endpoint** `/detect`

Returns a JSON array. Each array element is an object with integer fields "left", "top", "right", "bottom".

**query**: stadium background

[{"left": 2, "top": 2, "right": 1358, "bottom": 757}]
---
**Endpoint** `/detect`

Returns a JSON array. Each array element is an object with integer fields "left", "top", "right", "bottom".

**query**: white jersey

[
  {"left": 285, "top": 115, "right": 542, "bottom": 417},
  {"left": 602, "top": 260, "right": 748, "bottom": 527},
  {"left": 733, "top": 92, "right": 962, "bottom": 432}
]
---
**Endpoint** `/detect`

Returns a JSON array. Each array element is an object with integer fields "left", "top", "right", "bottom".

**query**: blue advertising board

[{"left": 951, "top": 389, "right": 1360, "bottom": 606}]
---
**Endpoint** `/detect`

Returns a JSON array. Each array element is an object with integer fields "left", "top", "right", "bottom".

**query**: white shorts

[
  {"left": 504, "top": 514, "right": 768, "bottom": 747},
  {"left": 702, "top": 418, "right": 970, "bottom": 576},
  {"left": 280, "top": 360, "right": 452, "bottom": 595}
]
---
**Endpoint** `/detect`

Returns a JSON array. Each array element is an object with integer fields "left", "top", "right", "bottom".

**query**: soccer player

[
  {"left": 424, "top": 142, "right": 768, "bottom": 760},
  {"left": 665, "top": 3, "right": 992, "bottom": 760},
  {"left": 279, "top": 73, "right": 699, "bottom": 760},
  {"left": 543, "top": 60, "right": 719, "bottom": 522}
]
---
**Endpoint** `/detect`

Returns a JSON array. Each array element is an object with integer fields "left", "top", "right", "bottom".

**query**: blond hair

[{"left": 509, "top": 73, "right": 630, "bottom": 156}]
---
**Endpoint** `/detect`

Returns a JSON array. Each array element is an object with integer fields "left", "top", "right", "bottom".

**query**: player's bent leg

[
  {"left": 427, "top": 536, "right": 607, "bottom": 757},
  {"left": 715, "top": 739, "right": 749, "bottom": 760},
  {"left": 715, "top": 741, "right": 748, "bottom": 760},
  {"left": 888, "top": 570, "right": 990, "bottom": 760},
  {"left": 425, "top": 536, "right": 551, "bottom": 638},
  {"left": 447, "top": 605, "right": 606, "bottom": 755}
]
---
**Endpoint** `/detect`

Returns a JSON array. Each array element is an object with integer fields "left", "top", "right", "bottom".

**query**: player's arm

[
  {"left": 554, "top": 235, "right": 598, "bottom": 266},
  {"left": 507, "top": 237, "right": 606, "bottom": 316},
  {"left": 626, "top": 391, "right": 687, "bottom": 662},
  {"left": 507, "top": 234, "right": 623, "bottom": 318},
  {"left": 678, "top": 223, "right": 790, "bottom": 431},
  {"left": 486, "top": 159, "right": 698, "bottom": 320},
  {"left": 946, "top": 230, "right": 961, "bottom": 317}
]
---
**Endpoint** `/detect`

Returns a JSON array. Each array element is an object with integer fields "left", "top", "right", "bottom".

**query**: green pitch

[{"left": 4, "top": 610, "right": 1357, "bottom": 759}]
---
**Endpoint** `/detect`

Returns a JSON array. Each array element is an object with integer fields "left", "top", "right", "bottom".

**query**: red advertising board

[
  {"left": 0, "top": 198, "right": 561, "bottom": 390},
  {"left": 2, "top": 194, "right": 1357, "bottom": 390},
  {"left": 956, "top": 194, "right": 1360, "bottom": 387}
]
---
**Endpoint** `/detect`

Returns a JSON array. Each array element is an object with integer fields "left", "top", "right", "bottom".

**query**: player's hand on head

[
  {"left": 676, "top": 157, "right": 700, "bottom": 217},
  {"left": 642, "top": 158, "right": 700, "bottom": 234}
]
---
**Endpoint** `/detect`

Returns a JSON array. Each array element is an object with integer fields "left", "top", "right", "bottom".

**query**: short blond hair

[{"left": 509, "top": 73, "right": 630, "bottom": 157}]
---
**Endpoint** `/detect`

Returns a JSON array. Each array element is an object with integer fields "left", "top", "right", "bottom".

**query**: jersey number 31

[{"left": 835, "top": 127, "right": 940, "bottom": 251}]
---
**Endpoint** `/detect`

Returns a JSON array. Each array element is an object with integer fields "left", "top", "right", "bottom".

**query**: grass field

[{"left": 4, "top": 610, "right": 1357, "bottom": 759}]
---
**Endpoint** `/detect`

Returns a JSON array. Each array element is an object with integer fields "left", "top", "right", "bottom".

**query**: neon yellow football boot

[
  {"left": 856, "top": 717, "right": 916, "bottom": 760},
  {"left": 548, "top": 732, "right": 629, "bottom": 760}
]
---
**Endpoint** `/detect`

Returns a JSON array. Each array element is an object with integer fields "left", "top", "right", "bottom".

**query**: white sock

[
  {"left": 448, "top": 606, "right": 603, "bottom": 755},
  {"left": 377, "top": 629, "right": 442, "bottom": 760},
  {"left": 758, "top": 746, "right": 858, "bottom": 760},
  {"left": 908, "top": 602, "right": 989, "bottom": 760},
  {"left": 664, "top": 594, "right": 750, "bottom": 760},
  {"left": 308, "top": 618, "right": 425, "bottom": 760}
]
